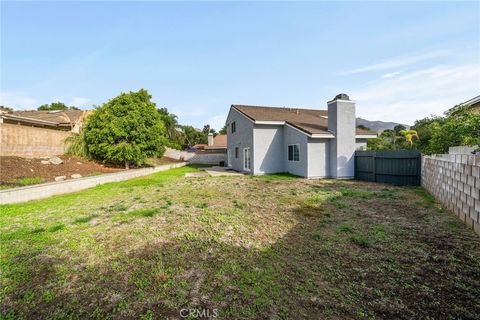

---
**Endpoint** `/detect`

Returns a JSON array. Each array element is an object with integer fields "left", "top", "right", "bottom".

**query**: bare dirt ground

[{"left": 0, "top": 156, "right": 180, "bottom": 187}]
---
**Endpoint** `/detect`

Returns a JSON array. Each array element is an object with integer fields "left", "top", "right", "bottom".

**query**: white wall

[
  {"left": 253, "top": 124, "right": 285, "bottom": 174},
  {"left": 284, "top": 126, "right": 308, "bottom": 177},
  {"left": 307, "top": 138, "right": 329, "bottom": 178},
  {"left": 226, "top": 108, "right": 254, "bottom": 172}
]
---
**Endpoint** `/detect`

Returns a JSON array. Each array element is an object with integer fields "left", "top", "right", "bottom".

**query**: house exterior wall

[
  {"left": 307, "top": 138, "right": 329, "bottom": 178},
  {"left": 226, "top": 108, "right": 254, "bottom": 172},
  {"left": 283, "top": 126, "right": 308, "bottom": 177},
  {"left": 253, "top": 124, "right": 284, "bottom": 174},
  {"left": 0, "top": 122, "right": 71, "bottom": 157},
  {"left": 355, "top": 138, "right": 368, "bottom": 151}
]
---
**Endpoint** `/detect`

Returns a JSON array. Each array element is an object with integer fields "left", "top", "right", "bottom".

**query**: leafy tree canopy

[
  {"left": 37, "top": 102, "right": 80, "bottom": 111},
  {"left": 84, "top": 89, "right": 166, "bottom": 168}
]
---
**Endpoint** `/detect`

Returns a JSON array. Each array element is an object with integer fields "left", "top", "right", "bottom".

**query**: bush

[{"left": 84, "top": 89, "right": 166, "bottom": 168}]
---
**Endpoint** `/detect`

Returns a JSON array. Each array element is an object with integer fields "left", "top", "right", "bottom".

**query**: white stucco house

[{"left": 225, "top": 93, "right": 376, "bottom": 178}]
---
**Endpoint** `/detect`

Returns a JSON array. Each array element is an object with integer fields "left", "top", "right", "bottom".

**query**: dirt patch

[{"left": 0, "top": 156, "right": 124, "bottom": 187}]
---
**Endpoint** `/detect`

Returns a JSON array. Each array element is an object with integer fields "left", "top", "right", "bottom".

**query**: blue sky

[{"left": 1, "top": 1, "right": 479, "bottom": 129}]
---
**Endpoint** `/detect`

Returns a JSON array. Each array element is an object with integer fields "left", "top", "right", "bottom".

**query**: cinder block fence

[{"left": 422, "top": 154, "right": 480, "bottom": 235}]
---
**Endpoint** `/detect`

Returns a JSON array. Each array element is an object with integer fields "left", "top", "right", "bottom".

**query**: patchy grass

[
  {"left": 253, "top": 173, "right": 300, "bottom": 181},
  {"left": 13, "top": 177, "right": 46, "bottom": 186},
  {"left": 1, "top": 166, "right": 479, "bottom": 319}
]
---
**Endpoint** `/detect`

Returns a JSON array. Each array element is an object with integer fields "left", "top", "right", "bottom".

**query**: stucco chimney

[
  {"left": 327, "top": 93, "right": 356, "bottom": 178},
  {"left": 208, "top": 133, "right": 214, "bottom": 146}
]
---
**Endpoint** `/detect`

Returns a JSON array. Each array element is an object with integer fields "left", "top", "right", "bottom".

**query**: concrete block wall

[
  {"left": 0, "top": 123, "right": 71, "bottom": 157},
  {"left": 422, "top": 154, "right": 480, "bottom": 235}
]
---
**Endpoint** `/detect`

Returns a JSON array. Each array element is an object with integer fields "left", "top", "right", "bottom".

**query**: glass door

[{"left": 243, "top": 148, "right": 251, "bottom": 171}]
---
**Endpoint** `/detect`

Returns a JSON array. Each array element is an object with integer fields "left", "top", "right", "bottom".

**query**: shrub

[{"left": 84, "top": 89, "right": 166, "bottom": 168}]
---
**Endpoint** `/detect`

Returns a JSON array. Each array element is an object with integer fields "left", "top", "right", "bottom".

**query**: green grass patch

[
  {"left": 14, "top": 177, "right": 45, "bottom": 186},
  {"left": 349, "top": 233, "right": 370, "bottom": 247},
  {"left": 47, "top": 223, "right": 66, "bottom": 232},
  {"left": 444, "top": 220, "right": 465, "bottom": 233},
  {"left": 73, "top": 214, "right": 98, "bottom": 224},
  {"left": 128, "top": 208, "right": 159, "bottom": 218},
  {"left": 414, "top": 187, "right": 437, "bottom": 208},
  {"left": 254, "top": 173, "right": 299, "bottom": 181},
  {"left": 337, "top": 223, "right": 353, "bottom": 233}
]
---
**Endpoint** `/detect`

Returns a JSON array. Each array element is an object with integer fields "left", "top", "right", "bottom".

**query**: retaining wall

[
  {"left": 0, "top": 122, "right": 71, "bottom": 157},
  {"left": 422, "top": 154, "right": 480, "bottom": 235},
  {"left": 165, "top": 147, "right": 226, "bottom": 165},
  {"left": 0, "top": 162, "right": 187, "bottom": 205}
]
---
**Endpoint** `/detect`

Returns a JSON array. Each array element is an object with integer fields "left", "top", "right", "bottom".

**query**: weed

[
  {"left": 313, "top": 232, "right": 322, "bottom": 241},
  {"left": 444, "top": 220, "right": 464, "bottom": 232},
  {"left": 349, "top": 233, "right": 370, "bottom": 247},
  {"left": 48, "top": 223, "right": 65, "bottom": 232},
  {"left": 42, "top": 290, "right": 55, "bottom": 302},
  {"left": 255, "top": 173, "right": 299, "bottom": 181},
  {"left": 31, "top": 227, "right": 45, "bottom": 234},
  {"left": 337, "top": 223, "right": 353, "bottom": 233},
  {"left": 233, "top": 200, "right": 246, "bottom": 209},
  {"left": 329, "top": 198, "right": 348, "bottom": 209},
  {"left": 14, "top": 177, "right": 45, "bottom": 186},
  {"left": 128, "top": 208, "right": 159, "bottom": 217},
  {"left": 196, "top": 202, "right": 208, "bottom": 209},
  {"left": 74, "top": 214, "right": 98, "bottom": 224},
  {"left": 414, "top": 188, "right": 436, "bottom": 208}
]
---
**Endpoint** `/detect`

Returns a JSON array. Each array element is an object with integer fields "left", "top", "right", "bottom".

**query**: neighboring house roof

[
  {"left": 232, "top": 105, "right": 375, "bottom": 136},
  {"left": 447, "top": 95, "right": 480, "bottom": 115},
  {"left": 211, "top": 134, "right": 227, "bottom": 147},
  {"left": 10, "top": 110, "right": 85, "bottom": 126},
  {"left": 1, "top": 110, "right": 89, "bottom": 131}
]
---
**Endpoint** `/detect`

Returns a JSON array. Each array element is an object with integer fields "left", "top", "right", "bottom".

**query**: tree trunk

[{"left": 125, "top": 160, "right": 129, "bottom": 169}]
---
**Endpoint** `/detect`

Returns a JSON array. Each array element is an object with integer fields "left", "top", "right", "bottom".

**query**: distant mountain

[{"left": 356, "top": 118, "right": 410, "bottom": 132}]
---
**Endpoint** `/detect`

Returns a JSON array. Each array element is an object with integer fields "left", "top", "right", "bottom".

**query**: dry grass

[{"left": 1, "top": 165, "right": 479, "bottom": 319}]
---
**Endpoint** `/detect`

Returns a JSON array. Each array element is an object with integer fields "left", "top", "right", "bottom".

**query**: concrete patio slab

[{"left": 203, "top": 166, "right": 244, "bottom": 177}]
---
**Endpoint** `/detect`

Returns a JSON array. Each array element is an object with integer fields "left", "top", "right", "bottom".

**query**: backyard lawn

[{"left": 1, "top": 165, "right": 479, "bottom": 319}]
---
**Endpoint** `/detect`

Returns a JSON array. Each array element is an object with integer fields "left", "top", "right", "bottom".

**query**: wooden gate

[{"left": 354, "top": 150, "right": 421, "bottom": 186}]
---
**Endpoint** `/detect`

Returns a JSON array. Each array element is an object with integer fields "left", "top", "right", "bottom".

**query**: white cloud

[
  {"left": 351, "top": 64, "right": 480, "bottom": 125},
  {"left": 341, "top": 49, "right": 450, "bottom": 75},
  {"left": 206, "top": 114, "right": 227, "bottom": 131},
  {"left": 382, "top": 71, "right": 401, "bottom": 79}
]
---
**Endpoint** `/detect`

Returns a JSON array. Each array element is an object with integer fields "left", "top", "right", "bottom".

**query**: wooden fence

[{"left": 355, "top": 150, "right": 421, "bottom": 185}]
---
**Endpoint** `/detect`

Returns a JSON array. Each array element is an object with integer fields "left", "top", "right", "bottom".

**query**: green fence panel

[{"left": 355, "top": 150, "right": 421, "bottom": 186}]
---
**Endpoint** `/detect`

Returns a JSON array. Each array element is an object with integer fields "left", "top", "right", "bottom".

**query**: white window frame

[
  {"left": 243, "top": 147, "right": 251, "bottom": 171},
  {"left": 287, "top": 144, "right": 300, "bottom": 162}
]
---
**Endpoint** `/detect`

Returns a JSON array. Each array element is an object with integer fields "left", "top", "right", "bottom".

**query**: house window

[
  {"left": 243, "top": 148, "right": 251, "bottom": 171},
  {"left": 231, "top": 121, "right": 236, "bottom": 133},
  {"left": 288, "top": 144, "right": 300, "bottom": 162},
  {"left": 235, "top": 147, "right": 239, "bottom": 159}
]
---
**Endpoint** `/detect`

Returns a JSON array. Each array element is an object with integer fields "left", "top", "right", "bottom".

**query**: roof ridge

[{"left": 232, "top": 104, "right": 327, "bottom": 112}]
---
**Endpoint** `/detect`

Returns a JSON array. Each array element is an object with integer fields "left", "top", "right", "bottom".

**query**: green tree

[
  {"left": 393, "top": 124, "right": 406, "bottom": 135},
  {"left": 411, "top": 116, "right": 444, "bottom": 152},
  {"left": 157, "top": 108, "right": 184, "bottom": 149},
  {"left": 182, "top": 125, "right": 207, "bottom": 147},
  {"left": 84, "top": 89, "right": 166, "bottom": 169},
  {"left": 38, "top": 102, "right": 80, "bottom": 111},
  {"left": 427, "top": 111, "right": 480, "bottom": 154},
  {"left": 219, "top": 125, "right": 227, "bottom": 134}
]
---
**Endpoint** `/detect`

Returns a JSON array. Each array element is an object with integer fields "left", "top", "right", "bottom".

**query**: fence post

[{"left": 372, "top": 151, "right": 377, "bottom": 182}]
